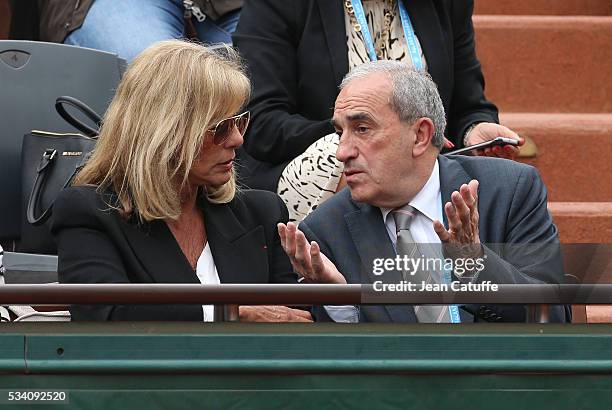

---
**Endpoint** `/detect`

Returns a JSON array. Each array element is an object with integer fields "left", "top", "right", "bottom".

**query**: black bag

[{"left": 20, "top": 96, "right": 101, "bottom": 254}]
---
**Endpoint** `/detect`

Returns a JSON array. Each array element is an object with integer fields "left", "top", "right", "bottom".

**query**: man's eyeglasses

[{"left": 207, "top": 111, "right": 250, "bottom": 145}]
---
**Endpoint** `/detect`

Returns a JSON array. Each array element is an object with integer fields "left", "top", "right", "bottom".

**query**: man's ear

[{"left": 412, "top": 117, "right": 435, "bottom": 157}]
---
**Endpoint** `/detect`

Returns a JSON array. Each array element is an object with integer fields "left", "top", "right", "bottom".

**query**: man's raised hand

[
  {"left": 433, "top": 179, "right": 483, "bottom": 259},
  {"left": 278, "top": 222, "right": 346, "bottom": 284}
]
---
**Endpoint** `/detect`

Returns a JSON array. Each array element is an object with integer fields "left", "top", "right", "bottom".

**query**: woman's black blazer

[
  {"left": 233, "top": 0, "right": 499, "bottom": 185},
  {"left": 51, "top": 186, "right": 296, "bottom": 321}
]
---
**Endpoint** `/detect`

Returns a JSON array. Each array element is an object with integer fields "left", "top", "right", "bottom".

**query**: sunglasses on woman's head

[{"left": 207, "top": 111, "right": 250, "bottom": 145}]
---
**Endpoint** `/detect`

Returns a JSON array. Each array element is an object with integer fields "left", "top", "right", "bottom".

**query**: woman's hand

[{"left": 239, "top": 305, "right": 313, "bottom": 322}]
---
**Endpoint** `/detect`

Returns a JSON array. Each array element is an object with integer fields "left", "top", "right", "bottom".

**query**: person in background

[
  {"left": 51, "top": 40, "right": 311, "bottom": 322},
  {"left": 233, "top": 0, "right": 523, "bottom": 222},
  {"left": 38, "top": 0, "right": 242, "bottom": 62}
]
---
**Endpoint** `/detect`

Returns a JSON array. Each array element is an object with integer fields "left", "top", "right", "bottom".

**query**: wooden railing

[
  {"left": 1, "top": 283, "right": 611, "bottom": 322},
  {"left": 0, "top": 283, "right": 610, "bottom": 304}
]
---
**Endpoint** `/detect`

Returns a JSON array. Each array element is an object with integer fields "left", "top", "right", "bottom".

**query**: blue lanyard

[
  {"left": 397, "top": 0, "right": 424, "bottom": 70},
  {"left": 350, "top": 0, "right": 378, "bottom": 62},
  {"left": 442, "top": 268, "right": 461, "bottom": 323},
  {"left": 350, "top": 0, "right": 424, "bottom": 70}
]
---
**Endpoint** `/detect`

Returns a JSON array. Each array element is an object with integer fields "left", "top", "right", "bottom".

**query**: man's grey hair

[{"left": 340, "top": 61, "right": 446, "bottom": 149}]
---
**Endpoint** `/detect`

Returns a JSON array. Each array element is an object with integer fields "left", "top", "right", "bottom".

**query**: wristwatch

[{"left": 463, "top": 123, "right": 481, "bottom": 147}]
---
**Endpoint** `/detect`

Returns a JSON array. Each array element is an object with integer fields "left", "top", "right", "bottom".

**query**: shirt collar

[{"left": 380, "top": 159, "right": 441, "bottom": 222}]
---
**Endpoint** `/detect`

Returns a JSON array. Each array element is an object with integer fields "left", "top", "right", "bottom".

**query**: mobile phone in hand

[{"left": 445, "top": 137, "right": 519, "bottom": 156}]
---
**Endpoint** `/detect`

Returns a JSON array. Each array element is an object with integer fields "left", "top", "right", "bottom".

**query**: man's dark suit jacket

[
  {"left": 233, "top": 0, "right": 499, "bottom": 189},
  {"left": 51, "top": 186, "right": 296, "bottom": 321},
  {"left": 298, "top": 155, "right": 568, "bottom": 323}
]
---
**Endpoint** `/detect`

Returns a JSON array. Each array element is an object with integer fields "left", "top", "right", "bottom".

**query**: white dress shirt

[
  {"left": 195, "top": 243, "right": 221, "bottom": 322},
  {"left": 325, "top": 160, "right": 444, "bottom": 323},
  {"left": 380, "top": 159, "right": 443, "bottom": 248}
]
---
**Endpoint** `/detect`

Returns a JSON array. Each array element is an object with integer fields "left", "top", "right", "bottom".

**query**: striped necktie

[{"left": 392, "top": 206, "right": 451, "bottom": 323}]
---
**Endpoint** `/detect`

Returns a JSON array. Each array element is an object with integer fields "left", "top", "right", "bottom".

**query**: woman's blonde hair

[{"left": 75, "top": 40, "right": 251, "bottom": 221}]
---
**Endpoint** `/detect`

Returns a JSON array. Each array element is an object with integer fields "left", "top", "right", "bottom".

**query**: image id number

[{"left": 3, "top": 390, "right": 68, "bottom": 403}]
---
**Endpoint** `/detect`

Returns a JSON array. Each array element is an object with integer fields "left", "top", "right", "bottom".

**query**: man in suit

[{"left": 278, "top": 60, "right": 566, "bottom": 323}]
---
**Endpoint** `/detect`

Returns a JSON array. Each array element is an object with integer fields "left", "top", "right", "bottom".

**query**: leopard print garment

[
  {"left": 278, "top": 133, "right": 342, "bottom": 222},
  {"left": 277, "top": 0, "right": 427, "bottom": 222}
]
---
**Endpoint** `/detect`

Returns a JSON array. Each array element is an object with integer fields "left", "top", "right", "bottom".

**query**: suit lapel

[
  {"left": 402, "top": 0, "right": 452, "bottom": 110},
  {"left": 438, "top": 155, "right": 473, "bottom": 229},
  {"left": 344, "top": 200, "right": 417, "bottom": 323},
  {"left": 119, "top": 194, "right": 268, "bottom": 285},
  {"left": 316, "top": 0, "right": 349, "bottom": 86},
  {"left": 119, "top": 217, "right": 200, "bottom": 284},
  {"left": 200, "top": 196, "right": 268, "bottom": 284}
]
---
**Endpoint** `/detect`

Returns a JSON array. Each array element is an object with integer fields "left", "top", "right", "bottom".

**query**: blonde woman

[{"left": 51, "top": 40, "right": 311, "bottom": 322}]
